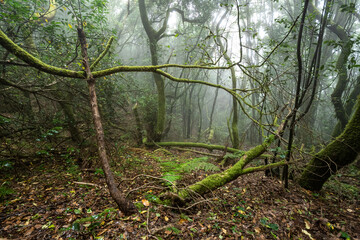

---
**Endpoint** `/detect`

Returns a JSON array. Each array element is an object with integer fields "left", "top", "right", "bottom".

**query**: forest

[{"left": 0, "top": 0, "right": 359, "bottom": 239}]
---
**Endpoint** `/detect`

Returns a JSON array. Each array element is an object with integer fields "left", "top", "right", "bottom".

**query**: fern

[
  {"left": 160, "top": 157, "right": 219, "bottom": 186},
  {"left": 181, "top": 157, "right": 220, "bottom": 172},
  {"left": 162, "top": 172, "right": 182, "bottom": 186}
]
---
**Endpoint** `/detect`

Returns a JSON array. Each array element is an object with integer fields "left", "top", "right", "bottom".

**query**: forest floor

[{"left": 0, "top": 146, "right": 359, "bottom": 240}]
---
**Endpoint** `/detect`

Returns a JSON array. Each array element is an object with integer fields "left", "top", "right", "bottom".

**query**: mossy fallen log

[{"left": 167, "top": 135, "right": 282, "bottom": 201}]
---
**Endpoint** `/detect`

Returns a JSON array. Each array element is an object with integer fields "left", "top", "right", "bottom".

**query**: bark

[
  {"left": 59, "top": 100, "right": 82, "bottom": 144},
  {"left": 216, "top": 9, "right": 239, "bottom": 148},
  {"left": 309, "top": 1, "right": 354, "bottom": 137},
  {"left": 150, "top": 141, "right": 243, "bottom": 153},
  {"left": 138, "top": 0, "right": 169, "bottom": 141},
  {"left": 132, "top": 102, "right": 143, "bottom": 145},
  {"left": 207, "top": 70, "right": 220, "bottom": 142},
  {"left": 176, "top": 135, "right": 280, "bottom": 200},
  {"left": 332, "top": 76, "right": 360, "bottom": 137},
  {"left": 77, "top": 28, "right": 135, "bottom": 215},
  {"left": 186, "top": 85, "right": 195, "bottom": 138},
  {"left": 299, "top": 95, "right": 360, "bottom": 191}
]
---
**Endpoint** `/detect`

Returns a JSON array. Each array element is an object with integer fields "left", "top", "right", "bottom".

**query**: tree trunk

[
  {"left": 77, "top": 27, "right": 135, "bottom": 215},
  {"left": 299, "top": 95, "right": 360, "bottom": 191},
  {"left": 216, "top": 9, "right": 239, "bottom": 148},
  {"left": 138, "top": 0, "right": 169, "bottom": 142},
  {"left": 132, "top": 102, "right": 143, "bottom": 145},
  {"left": 332, "top": 76, "right": 360, "bottom": 137},
  {"left": 59, "top": 100, "right": 82, "bottom": 144}
]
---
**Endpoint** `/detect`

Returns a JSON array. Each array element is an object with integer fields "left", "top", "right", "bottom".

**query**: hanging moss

[{"left": 299, "top": 96, "right": 360, "bottom": 191}]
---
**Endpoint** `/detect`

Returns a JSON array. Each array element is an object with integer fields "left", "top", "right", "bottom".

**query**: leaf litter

[{"left": 0, "top": 147, "right": 359, "bottom": 239}]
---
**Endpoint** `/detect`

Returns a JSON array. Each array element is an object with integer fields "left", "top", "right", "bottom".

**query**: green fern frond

[
  {"left": 161, "top": 172, "right": 182, "bottom": 186},
  {"left": 160, "top": 157, "right": 220, "bottom": 186},
  {"left": 180, "top": 157, "right": 220, "bottom": 172}
]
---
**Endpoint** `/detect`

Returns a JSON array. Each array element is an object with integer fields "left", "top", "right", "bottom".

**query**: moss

[
  {"left": 0, "top": 30, "right": 84, "bottom": 78},
  {"left": 90, "top": 36, "right": 114, "bottom": 71},
  {"left": 177, "top": 135, "right": 275, "bottom": 199},
  {"left": 299, "top": 96, "right": 360, "bottom": 191}
]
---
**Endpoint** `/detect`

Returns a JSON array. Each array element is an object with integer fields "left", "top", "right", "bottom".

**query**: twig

[
  {"left": 73, "top": 181, "right": 99, "bottom": 187},
  {"left": 172, "top": 147, "right": 220, "bottom": 157},
  {"left": 149, "top": 224, "right": 174, "bottom": 235}
]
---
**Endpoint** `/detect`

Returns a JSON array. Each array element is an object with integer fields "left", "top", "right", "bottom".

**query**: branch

[
  {"left": 0, "top": 60, "right": 31, "bottom": 67},
  {"left": 0, "top": 29, "right": 84, "bottom": 78},
  {"left": 90, "top": 36, "right": 114, "bottom": 71},
  {"left": 1, "top": 29, "right": 235, "bottom": 79},
  {"left": 149, "top": 141, "right": 243, "bottom": 153},
  {"left": 170, "top": 8, "right": 207, "bottom": 24}
]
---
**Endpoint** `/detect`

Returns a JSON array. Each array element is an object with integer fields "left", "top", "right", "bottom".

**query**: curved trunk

[
  {"left": 139, "top": 0, "right": 169, "bottom": 142},
  {"left": 216, "top": 10, "right": 239, "bottom": 148},
  {"left": 78, "top": 28, "right": 135, "bottom": 215},
  {"left": 332, "top": 76, "right": 360, "bottom": 137},
  {"left": 299, "top": 95, "right": 360, "bottom": 191}
]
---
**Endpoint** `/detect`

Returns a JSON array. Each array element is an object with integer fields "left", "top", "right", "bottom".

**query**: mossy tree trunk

[
  {"left": 138, "top": 0, "right": 169, "bottom": 142},
  {"left": 298, "top": 96, "right": 360, "bottom": 191},
  {"left": 332, "top": 76, "right": 360, "bottom": 137},
  {"left": 58, "top": 99, "right": 83, "bottom": 145},
  {"left": 216, "top": 9, "right": 240, "bottom": 148},
  {"left": 309, "top": 1, "right": 354, "bottom": 138}
]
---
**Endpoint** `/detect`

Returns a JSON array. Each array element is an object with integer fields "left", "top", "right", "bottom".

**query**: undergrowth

[{"left": 159, "top": 157, "right": 220, "bottom": 186}]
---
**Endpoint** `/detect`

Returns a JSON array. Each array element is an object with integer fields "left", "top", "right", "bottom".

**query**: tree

[{"left": 299, "top": 95, "right": 360, "bottom": 191}]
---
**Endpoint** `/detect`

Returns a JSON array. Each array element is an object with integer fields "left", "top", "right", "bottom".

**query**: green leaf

[{"left": 72, "top": 222, "right": 81, "bottom": 231}]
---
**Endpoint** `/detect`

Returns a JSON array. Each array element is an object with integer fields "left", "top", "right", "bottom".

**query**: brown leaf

[
  {"left": 254, "top": 227, "right": 261, "bottom": 233},
  {"left": 34, "top": 224, "right": 43, "bottom": 229},
  {"left": 24, "top": 227, "right": 34, "bottom": 236},
  {"left": 178, "top": 218, "right": 187, "bottom": 225}
]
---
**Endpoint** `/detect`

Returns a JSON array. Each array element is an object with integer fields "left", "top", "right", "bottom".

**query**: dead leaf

[
  {"left": 254, "top": 227, "right": 261, "bottom": 233},
  {"left": 178, "top": 218, "right": 187, "bottom": 225},
  {"left": 142, "top": 199, "right": 150, "bottom": 207},
  {"left": 302, "top": 229, "right": 314, "bottom": 240},
  {"left": 304, "top": 219, "right": 311, "bottom": 229},
  {"left": 24, "top": 227, "right": 34, "bottom": 236},
  {"left": 97, "top": 228, "right": 108, "bottom": 236},
  {"left": 34, "top": 224, "right": 43, "bottom": 229}
]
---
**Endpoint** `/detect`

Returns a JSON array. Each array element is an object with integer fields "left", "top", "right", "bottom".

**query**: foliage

[
  {"left": 0, "top": 181, "right": 15, "bottom": 201},
  {"left": 64, "top": 208, "right": 117, "bottom": 235},
  {"left": 159, "top": 157, "right": 220, "bottom": 186}
]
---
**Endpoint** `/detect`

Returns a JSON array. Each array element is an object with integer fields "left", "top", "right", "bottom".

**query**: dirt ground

[{"left": 1, "top": 147, "right": 359, "bottom": 239}]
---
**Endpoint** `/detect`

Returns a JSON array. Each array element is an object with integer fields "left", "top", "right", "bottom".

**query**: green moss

[
  {"left": 90, "top": 36, "right": 114, "bottom": 71},
  {"left": 299, "top": 96, "right": 360, "bottom": 191},
  {"left": 177, "top": 135, "right": 276, "bottom": 199},
  {"left": 0, "top": 30, "right": 84, "bottom": 78}
]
